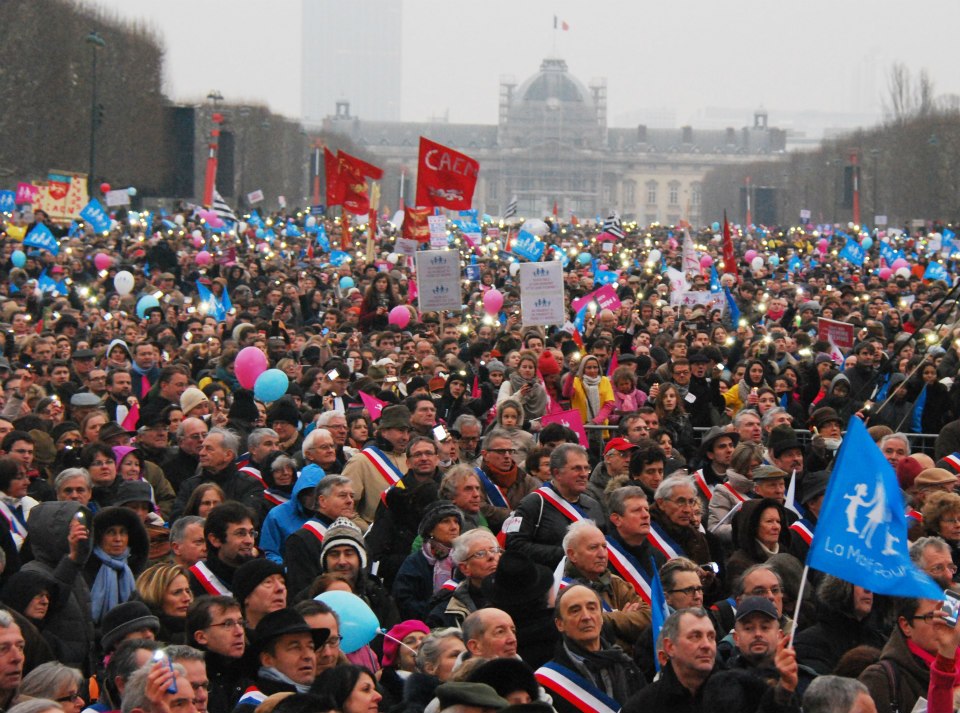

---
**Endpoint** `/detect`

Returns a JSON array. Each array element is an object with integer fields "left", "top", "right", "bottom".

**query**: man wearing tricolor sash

[
  {"left": 535, "top": 584, "right": 645, "bottom": 713},
  {"left": 506, "top": 444, "right": 605, "bottom": 569},
  {"left": 561, "top": 521, "right": 650, "bottom": 655},
  {"left": 690, "top": 426, "right": 738, "bottom": 506},
  {"left": 475, "top": 429, "right": 540, "bottom": 526},
  {"left": 341, "top": 404, "right": 410, "bottom": 530},
  {"left": 648, "top": 475, "right": 712, "bottom": 566},
  {"left": 187, "top": 502, "right": 257, "bottom": 598},
  {"left": 606, "top": 486, "right": 664, "bottom": 600}
]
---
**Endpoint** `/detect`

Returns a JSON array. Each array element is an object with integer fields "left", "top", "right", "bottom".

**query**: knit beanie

[
  {"left": 320, "top": 518, "right": 368, "bottom": 569},
  {"left": 232, "top": 558, "right": 285, "bottom": 608},
  {"left": 418, "top": 499, "right": 463, "bottom": 539},
  {"left": 381, "top": 619, "right": 430, "bottom": 667},
  {"left": 537, "top": 351, "right": 561, "bottom": 377}
]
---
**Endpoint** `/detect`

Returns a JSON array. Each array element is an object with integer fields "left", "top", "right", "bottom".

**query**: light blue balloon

[
  {"left": 577, "top": 253, "right": 591, "bottom": 265},
  {"left": 339, "top": 276, "right": 355, "bottom": 290},
  {"left": 861, "top": 237, "right": 873, "bottom": 250},
  {"left": 255, "top": 228, "right": 265, "bottom": 239},
  {"left": 10, "top": 251, "right": 25, "bottom": 268},
  {"left": 253, "top": 368, "right": 289, "bottom": 403},
  {"left": 136, "top": 295, "right": 160, "bottom": 319},
  {"left": 315, "top": 590, "right": 380, "bottom": 654},
  {"left": 711, "top": 221, "right": 720, "bottom": 232},
  {"left": 768, "top": 254, "right": 780, "bottom": 266}
]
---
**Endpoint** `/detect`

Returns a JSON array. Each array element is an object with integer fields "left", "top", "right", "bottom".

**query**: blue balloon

[
  {"left": 861, "top": 237, "right": 873, "bottom": 250},
  {"left": 711, "top": 221, "right": 720, "bottom": 232},
  {"left": 339, "top": 276, "right": 355, "bottom": 290},
  {"left": 315, "top": 591, "right": 379, "bottom": 654},
  {"left": 577, "top": 253, "right": 591, "bottom": 265},
  {"left": 768, "top": 254, "right": 780, "bottom": 266},
  {"left": 136, "top": 295, "right": 160, "bottom": 319},
  {"left": 253, "top": 368, "right": 289, "bottom": 403},
  {"left": 10, "top": 251, "right": 25, "bottom": 268},
  {"left": 255, "top": 228, "right": 265, "bottom": 239}
]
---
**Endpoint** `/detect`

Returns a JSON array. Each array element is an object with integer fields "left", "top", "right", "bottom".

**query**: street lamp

[{"left": 85, "top": 30, "right": 106, "bottom": 189}]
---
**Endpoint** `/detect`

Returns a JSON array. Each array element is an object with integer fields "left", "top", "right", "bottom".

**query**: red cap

[{"left": 604, "top": 437, "right": 638, "bottom": 455}]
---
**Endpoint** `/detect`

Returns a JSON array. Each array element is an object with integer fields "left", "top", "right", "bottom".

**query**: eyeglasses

[
  {"left": 205, "top": 618, "right": 246, "bottom": 630},
  {"left": 410, "top": 451, "right": 437, "bottom": 459},
  {"left": 228, "top": 529, "right": 258, "bottom": 539},
  {"left": 58, "top": 439, "right": 82, "bottom": 448},
  {"left": 467, "top": 546, "right": 504, "bottom": 561},
  {"left": 320, "top": 635, "right": 342, "bottom": 650},
  {"left": 910, "top": 613, "right": 939, "bottom": 623},
  {"left": 487, "top": 448, "right": 517, "bottom": 456},
  {"left": 668, "top": 585, "right": 704, "bottom": 596},
  {"left": 54, "top": 693, "right": 81, "bottom": 703},
  {"left": 90, "top": 459, "right": 114, "bottom": 467},
  {"left": 928, "top": 563, "right": 958, "bottom": 575},
  {"left": 941, "top": 518, "right": 960, "bottom": 525},
  {"left": 747, "top": 586, "right": 783, "bottom": 597},
  {"left": 668, "top": 497, "right": 699, "bottom": 508}
]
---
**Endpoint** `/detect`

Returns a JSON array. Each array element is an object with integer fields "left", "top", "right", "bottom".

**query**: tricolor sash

[
  {"left": 189, "top": 561, "right": 232, "bottom": 596},
  {"left": 302, "top": 520, "right": 329, "bottom": 543},
  {"left": 907, "top": 509, "right": 923, "bottom": 523},
  {"left": 362, "top": 446, "right": 405, "bottom": 488},
  {"left": 236, "top": 687, "right": 266, "bottom": 708},
  {"left": 789, "top": 518, "right": 815, "bottom": 545},
  {"left": 559, "top": 578, "right": 613, "bottom": 612},
  {"left": 721, "top": 481, "right": 747, "bottom": 503},
  {"left": 440, "top": 578, "right": 458, "bottom": 591},
  {"left": 263, "top": 490, "right": 289, "bottom": 506},
  {"left": 537, "top": 484, "right": 586, "bottom": 523},
  {"left": 692, "top": 469, "right": 714, "bottom": 501},
  {"left": 535, "top": 661, "right": 621, "bottom": 713},
  {"left": 474, "top": 467, "right": 510, "bottom": 508},
  {"left": 239, "top": 465, "right": 266, "bottom": 488},
  {"left": 605, "top": 537, "right": 653, "bottom": 604},
  {"left": 0, "top": 501, "right": 27, "bottom": 544},
  {"left": 646, "top": 521, "right": 684, "bottom": 561},
  {"left": 943, "top": 453, "right": 960, "bottom": 473}
]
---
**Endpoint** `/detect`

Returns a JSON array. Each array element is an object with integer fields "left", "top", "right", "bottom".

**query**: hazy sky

[{"left": 88, "top": 0, "right": 960, "bottom": 134}]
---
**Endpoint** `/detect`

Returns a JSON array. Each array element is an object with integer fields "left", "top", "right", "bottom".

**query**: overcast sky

[{"left": 88, "top": 0, "right": 960, "bottom": 134}]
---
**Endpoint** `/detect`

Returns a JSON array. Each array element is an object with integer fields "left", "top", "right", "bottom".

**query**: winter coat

[
  {"left": 259, "top": 465, "right": 324, "bottom": 564},
  {"left": 204, "top": 650, "right": 252, "bottom": 713},
  {"left": 562, "top": 562, "right": 650, "bottom": 656},
  {"left": 505, "top": 485, "right": 606, "bottom": 569},
  {"left": 392, "top": 549, "right": 440, "bottom": 622},
  {"left": 20, "top": 501, "right": 95, "bottom": 675},
  {"left": 171, "top": 463, "right": 264, "bottom": 523},
  {"left": 546, "top": 637, "right": 645, "bottom": 713},
  {"left": 707, "top": 469, "right": 755, "bottom": 545},
  {"left": 425, "top": 580, "right": 484, "bottom": 629},
  {"left": 726, "top": 499, "right": 799, "bottom": 587},
  {"left": 341, "top": 439, "right": 408, "bottom": 530},
  {"left": 860, "top": 626, "right": 934, "bottom": 713}
]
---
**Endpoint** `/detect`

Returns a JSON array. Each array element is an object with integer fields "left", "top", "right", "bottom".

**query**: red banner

[
  {"left": 722, "top": 210, "right": 738, "bottom": 279},
  {"left": 324, "top": 148, "right": 344, "bottom": 207},
  {"left": 338, "top": 151, "right": 383, "bottom": 216},
  {"left": 402, "top": 205, "right": 431, "bottom": 243},
  {"left": 415, "top": 137, "right": 479, "bottom": 210}
]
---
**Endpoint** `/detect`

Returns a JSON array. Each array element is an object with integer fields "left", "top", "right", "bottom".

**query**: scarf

[
  {"left": 423, "top": 539, "right": 454, "bottom": 593},
  {"left": 562, "top": 638, "right": 636, "bottom": 702},
  {"left": 482, "top": 458, "right": 519, "bottom": 489},
  {"left": 507, "top": 371, "right": 548, "bottom": 419},
  {"left": 582, "top": 374, "right": 602, "bottom": 420},
  {"left": 258, "top": 666, "right": 311, "bottom": 694},
  {"left": 90, "top": 546, "right": 136, "bottom": 623},
  {"left": 756, "top": 540, "right": 780, "bottom": 558}
]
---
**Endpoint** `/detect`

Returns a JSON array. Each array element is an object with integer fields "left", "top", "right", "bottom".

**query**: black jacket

[
  {"left": 161, "top": 448, "right": 201, "bottom": 492},
  {"left": 171, "top": 463, "right": 264, "bottom": 522},
  {"left": 282, "top": 514, "right": 335, "bottom": 597},
  {"left": 545, "top": 637, "right": 645, "bottom": 713},
  {"left": 505, "top": 485, "right": 606, "bottom": 569},
  {"left": 187, "top": 554, "right": 240, "bottom": 598},
  {"left": 205, "top": 650, "right": 252, "bottom": 713}
]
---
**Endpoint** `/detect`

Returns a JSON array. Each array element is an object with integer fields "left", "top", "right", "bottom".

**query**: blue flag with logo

[
  {"left": 0, "top": 191, "right": 15, "bottom": 213},
  {"left": 37, "top": 269, "right": 67, "bottom": 296},
  {"left": 807, "top": 417, "right": 943, "bottom": 599},
  {"left": 23, "top": 223, "right": 59, "bottom": 255},
  {"left": 649, "top": 558, "right": 670, "bottom": 673},
  {"left": 924, "top": 261, "right": 949, "bottom": 281},
  {"left": 79, "top": 198, "right": 112, "bottom": 234},
  {"left": 709, "top": 266, "right": 721, "bottom": 293},
  {"left": 195, "top": 280, "right": 231, "bottom": 322},
  {"left": 942, "top": 229, "right": 956, "bottom": 257},
  {"left": 316, "top": 224, "right": 329, "bottom": 252},
  {"left": 594, "top": 271, "right": 618, "bottom": 286},
  {"left": 838, "top": 236, "right": 865, "bottom": 266},
  {"left": 723, "top": 286, "right": 740, "bottom": 327},
  {"left": 511, "top": 230, "right": 546, "bottom": 262},
  {"left": 248, "top": 211, "right": 264, "bottom": 229},
  {"left": 329, "top": 250, "right": 350, "bottom": 267},
  {"left": 788, "top": 255, "right": 803, "bottom": 273}
]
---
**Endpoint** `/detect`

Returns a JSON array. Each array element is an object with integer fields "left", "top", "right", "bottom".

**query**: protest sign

[
  {"left": 415, "top": 250, "right": 461, "bottom": 312},
  {"left": 540, "top": 409, "right": 588, "bottom": 445},
  {"left": 571, "top": 284, "right": 622, "bottom": 314},
  {"left": 817, "top": 318, "right": 855, "bottom": 350},
  {"left": 519, "top": 261, "right": 564, "bottom": 326}
]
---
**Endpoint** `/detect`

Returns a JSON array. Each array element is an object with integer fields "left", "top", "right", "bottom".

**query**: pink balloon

[
  {"left": 700, "top": 254, "right": 713, "bottom": 267},
  {"left": 482, "top": 289, "right": 504, "bottom": 315},
  {"left": 192, "top": 235, "right": 204, "bottom": 248},
  {"left": 878, "top": 267, "right": 892, "bottom": 280},
  {"left": 196, "top": 251, "right": 212, "bottom": 266},
  {"left": 817, "top": 238, "right": 829, "bottom": 248},
  {"left": 93, "top": 253, "right": 112, "bottom": 271},
  {"left": 891, "top": 258, "right": 909, "bottom": 270},
  {"left": 388, "top": 306, "right": 411, "bottom": 329},
  {"left": 235, "top": 346, "right": 269, "bottom": 390},
  {"left": 206, "top": 213, "right": 225, "bottom": 229},
  {"left": 744, "top": 250, "right": 757, "bottom": 263}
]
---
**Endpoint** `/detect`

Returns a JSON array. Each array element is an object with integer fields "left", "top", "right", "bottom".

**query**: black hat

[
  {"left": 735, "top": 596, "right": 779, "bottom": 623},
  {"left": 115, "top": 480, "right": 155, "bottom": 507},
  {"left": 249, "top": 608, "right": 329, "bottom": 659},
  {"left": 228, "top": 389, "right": 259, "bottom": 423},
  {"left": 800, "top": 470, "right": 830, "bottom": 505},
  {"left": 810, "top": 407, "right": 843, "bottom": 431},
  {"left": 767, "top": 426, "right": 802, "bottom": 458},
  {"left": 689, "top": 352, "right": 711, "bottom": 364},
  {"left": 233, "top": 559, "right": 285, "bottom": 608},
  {"left": 266, "top": 396, "right": 300, "bottom": 427},
  {"left": 482, "top": 551, "right": 553, "bottom": 607},
  {"left": 418, "top": 500, "right": 463, "bottom": 539},
  {"left": 98, "top": 422, "right": 136, "bottom": 443},
  {"left": 50, "top": 421, "right": 81, "bottom": 443},
  {"left": 700, "top": 425, "right": 739, "bottom": 453},
  {"left": 71, "top": 349, "right": 96, "bottom": 360},
  {"left": 100, "top": 601, "right": 160, "bottom": 652},
  {"left": 466, "top": 658, "right": 539, "bottom": 702},
  {"left": 435, "top": 683, "right": 508, "bottom": 711}
]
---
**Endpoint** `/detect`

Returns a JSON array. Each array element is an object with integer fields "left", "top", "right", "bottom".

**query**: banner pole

[{"left": 788, "top": 564, "right": 809, "bottom": 649}]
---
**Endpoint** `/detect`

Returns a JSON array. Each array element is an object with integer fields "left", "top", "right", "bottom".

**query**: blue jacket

[
  {"left": 260, "top": 465, "right": 324, "bottom": 564},
  {"left": 392, "top": 549, "right": 436, "bottom": 621}
]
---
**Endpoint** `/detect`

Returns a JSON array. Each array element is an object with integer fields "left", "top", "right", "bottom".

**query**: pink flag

[
  {"left": 122, "top": 401, "right": 140, "bottom": 431},
  {"left": 359, "top": 391, "right": 388, "bottom": 421},
  {"left": 607, "top": 350, "right": 619, "bottom": 377},
  {"left": 471, "top": 376, "right": 481, "bottom": 399},
  {"left": 540, "top": 409, "right": 589, "bottom": 446}
]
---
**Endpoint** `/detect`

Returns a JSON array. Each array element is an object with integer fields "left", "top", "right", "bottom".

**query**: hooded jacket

[
  {"left": 20, "top": 501, "right": 95, "bottom": 675},
  {"left": 726, "top": 498, "right": 799, "bottom": 587},
  {"left": 259, "top": 465, "right": 324, "bottom": 564}
]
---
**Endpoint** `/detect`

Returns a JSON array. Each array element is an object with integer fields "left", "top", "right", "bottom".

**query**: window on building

[
  {"left": 669, "top": 182, "right": 680, "bottom": 206},
  {"left": 691, "top": 183, "right": 702, "bottom": 207},
  {"left": 603, "top": 185, "right": 613, "bottom": 204},
  {"left": 623, "top": 181, "right": 636, "bottom": 207},
  {"left": 487, "top": 181, "right": 498, "bottom": 200},
  {"left": 646, "top": 182, "right": 658, "bottom": 205}
]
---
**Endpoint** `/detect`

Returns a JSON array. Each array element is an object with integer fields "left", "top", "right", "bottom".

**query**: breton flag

[
  {"left": 601, "top": 212, "right": 624, "bottom": 240},
  {"left": 212, "top": 190, "right": 237, "bottom": 224},
  {"left": 504, "top": 195, "right": 518, "bottom": 220}
]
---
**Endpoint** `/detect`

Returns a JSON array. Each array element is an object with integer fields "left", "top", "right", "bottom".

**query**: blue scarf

[{"left": 90, "top": 546, "right": 136, "bottom": 623}]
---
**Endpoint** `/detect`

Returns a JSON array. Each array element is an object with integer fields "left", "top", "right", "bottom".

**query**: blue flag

[
  {"left": 709, "top": 266, "right": 721, "bottom": 293},
  {"left": 649, "top": 558, "right": 670, "bottom": 673},
  {"left": 248, "top": 211, "right": 264, "bottom": 229},
  {"left": 807, "top": 417, "right": 944, "bottom": 599},
  {"left": 788, "top": 255, "right": 802, "bottom": 273},
  {"left": 316, "top": 224, "right": 330, "bottom": 252},
  {"left": 511, "top": 230, "right": 546, "bottom": 262},
  {"left": 0, "top": 191, "right": 15, "bottom": 213},
  {"left": 79, "top": 198, "right": 112, "bottom": 234},
  {"left": 723, "top": 286, "right": 740, "bottom": 327},
  {"left": 924, "top": 261, "right": 949, "bottom": 281},
  {"left": 838, "top": 236, "right": 865, "bottom": 266},
  {"left": 195, "top": 280, "right": 229, "bottom": 322},
  {"left": 37, "top": 269, "right": 67, "bottom": 296},
  {"left": 23, "top": 223, "right": 60, "bottom": 255},
  {"left": 594, "top": 270, "right": 618, "bottom": 286}
]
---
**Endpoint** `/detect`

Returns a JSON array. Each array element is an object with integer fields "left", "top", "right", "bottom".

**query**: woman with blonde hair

[{"left": 135, "top": 562, "right": 193, "bottom": 644}]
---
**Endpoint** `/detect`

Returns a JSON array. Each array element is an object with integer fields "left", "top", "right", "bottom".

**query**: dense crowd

[{"left": 0, "top": 205, "right": 959, "bottom": 713}]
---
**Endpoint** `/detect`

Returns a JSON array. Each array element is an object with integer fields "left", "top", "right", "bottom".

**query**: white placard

[
  {"left": 105, "top": 189, "right": 130, "bottom": 207},
  {"left": 415, "top": 250, "right": 462, "bottom": 312},
  {"left": 669, "top": 290, "right": 726, "bottom": 314},
  {"left": 395, "top": 238, "right": 418, "bottom": 256},
  {"left": 247, "top": 189, "right": 264, "bottom": 204},
  {"left": 875, "top": 215, "right": 888, "bottom": 226},
  {"left": 278, "top": 195, "right": 287, "bottom": 208},
  {"left": 519, "top": 261, "right": 565, "bottom": 327},
  {"left": 428, "top": 215, "right": 448, "bottom": 249},
  {"left": 800, "top": 209, "right": 811, "bottom": 220}
]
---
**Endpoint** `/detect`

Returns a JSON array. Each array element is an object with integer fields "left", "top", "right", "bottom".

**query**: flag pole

[{"left": 787, "top": 564, "right": 809, "bottom": 649}]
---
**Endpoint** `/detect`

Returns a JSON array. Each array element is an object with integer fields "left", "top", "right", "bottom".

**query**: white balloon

[
  {"left": 648, "top": 249, "right": 662, "bottom": 263},
  {"left": 387, "top": 253, "right": 400, "bottom": 264},
  {"left": 305, "top": 216, "right": 317, "bottom": 228},
  {"left": 509, "top": 261, "right": 521, "bottom": 276},
  {"left": 192, "top": 229, "right": 202, "bottom": 240},
  {"left": 174, "top": 214, "right": 185, "bottom": 226},
  {"left": 751, "top": 256, "right": 764, "bottom": 271},
  {"left": 519, "top": 219, "right": 549, "bottom": 236},
  {"left": 895, "top": 267, "right": 910, "bottom": 278},
  {"left": 114, "top": 270, "right": 134, "bottom": 295}
]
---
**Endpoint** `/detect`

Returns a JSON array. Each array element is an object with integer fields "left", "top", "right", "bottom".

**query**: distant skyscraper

[{"left": 301, "top": 0, "right": 402, "bottom": 125}]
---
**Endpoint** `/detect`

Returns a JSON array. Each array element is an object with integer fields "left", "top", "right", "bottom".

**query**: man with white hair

[
  {"left": 803, "top": 676, "right": 876, "bottom": 713},
  {"left": 650, "top": 475, "right": 713, "bottom": 566},
  {"left": 428, "top": 529, "right": 502, "bottom": 628},
  {"left": 880, "top": 433, "right": 911, "bottom": 471},
  {"left": 0, "top": 611, "right": 24, "bottom": 713},
  {"left": 121, "top": 660, "right": 197, "bottom": 713},
  {"left": 302, "top": 428, "right": 339, "bottom": 474},
  {"left": 316, "top": 410, "right": 354, "bottom": 468}
]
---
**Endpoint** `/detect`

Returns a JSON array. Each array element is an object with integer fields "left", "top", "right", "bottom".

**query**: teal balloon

[
  {"left": 10, "top": 251, "right": 25, "bottom": 268},
  {"left": 255, "top": 229, "right": 265, "bottom": 239},
  {"left": 861, "top": 237, "right": 873, "bottom": 250},
  {"left": 253, "top": 368, "right": 289, "bottom": 402},
  {"left": 711, "top": 221, "right": 720, "bottom": 232},
  {"left": 577, "top": 253, "right": 591, "bottom": 265},
  {"left": 339, "top": 276, "right": 355, "bottom": 289},
  {"left": 315, "top": 591, "right": 379, "bottom": 654},
  {"left": 768, "top": 254, "right": 780, "bottom": 266},
  {"left": 136, "top": 295, "right": 160, "bottom": 319}
]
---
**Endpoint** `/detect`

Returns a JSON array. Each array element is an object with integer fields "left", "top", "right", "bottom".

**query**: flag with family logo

[
  {"left": 924, "top": 261, "right": 949, "bottom": 281},
  {"left": 23, "top": 223, "right": 60, "bottom": 255},
  {"left": 838, "top": 236, "right": 865, "bottom": 266},
  {"left": 807, "top": 417, "right": 943, "bottom": 599}
]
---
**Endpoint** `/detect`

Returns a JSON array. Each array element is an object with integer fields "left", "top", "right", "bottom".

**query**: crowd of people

[{"left": 0, "top": 204, "right": 958, "bottom": 713}]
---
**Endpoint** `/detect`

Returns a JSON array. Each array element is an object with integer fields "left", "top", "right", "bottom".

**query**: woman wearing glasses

[{"left": 922, "top": 491, "right": 960, "bottom": 577}]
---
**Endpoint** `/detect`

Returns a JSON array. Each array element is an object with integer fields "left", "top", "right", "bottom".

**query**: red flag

[
  {"left": 415, "top": 137, "right": 479, "bottom": 210},
  {"left": 402, "top": 204, "right": 431, "bottom": 242},
  {"left": 324, "top": 148, "right": 344, "bottom": 207},
  {"left": 571, "top": 327, "right": 586, "bottom": 355},
  {"left": 471, "top": 376, "right": 481, "bottom": 399},
  {"left": 607, "top": 350, "right": 619, "bottom": 377},
  {"left": 122, "top": 401, "right": 140, "bottom": 431},
  {"left": 722, "top": 210, "right": 738, "bottom": 278},
  {"left": 359, "top": 391, "right": 388, "bottom": 421},
  {"left": 553, "top": 200, "right": 559, "bottom": 218},
  {"left": 338, "top": 151, "right": 383, "bottom": 216}
]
